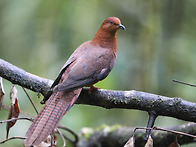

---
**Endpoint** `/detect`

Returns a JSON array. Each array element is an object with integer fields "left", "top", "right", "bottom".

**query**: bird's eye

[{"left": 109, "top": 21, "right": 113, "bottom": 24}]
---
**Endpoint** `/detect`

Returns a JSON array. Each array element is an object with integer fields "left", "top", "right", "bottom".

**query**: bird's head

[
  {"left": 92, "top": 17, "right": 125, "bottom": 51},
  {"left": 101, "top": 17, "right": 126, "bottom": 32}
]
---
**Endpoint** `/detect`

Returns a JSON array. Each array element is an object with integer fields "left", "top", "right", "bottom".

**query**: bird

[{"left": 24, "top": 17, "right": 125, "bottom": 146}]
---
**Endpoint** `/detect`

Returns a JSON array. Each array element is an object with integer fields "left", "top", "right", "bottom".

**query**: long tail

[{"left": 24, "top": 88, "right": 82, "bottom": 146}]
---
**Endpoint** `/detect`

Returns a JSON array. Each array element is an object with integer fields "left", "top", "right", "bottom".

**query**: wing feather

[{"left": 54, "top": 48, "right": 116, "bottom": 92}]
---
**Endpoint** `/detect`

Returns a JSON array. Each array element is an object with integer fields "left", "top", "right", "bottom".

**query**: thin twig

[
  {"left": 153, "top": 126, "right": 196, "bottom": 138},
  {"left": 173, "top": 79, "right": 196, "bottom": 87},
  {"left": 0, "top": 117, "right": 33, "bottom": 123},
  {"left": 57, "top": 125, "right": 78, "bottom": 144},
  {"left": 57, "top": 128, "right": 66, "bottom": 147},
  {"left": 134, "top": 126, "right": 196, "bottom": 139},
  {"left": 0, "top": 136, "right": 26, "bottom": 144},
  {"left": 2, "top": 104, "right": 36, "bottom": 118},
  {"left": 50, "top": 134, "right": 54, "bottom": 147},
  {"left": 22, "top": 87, "right": 39, "bottom": 114}
]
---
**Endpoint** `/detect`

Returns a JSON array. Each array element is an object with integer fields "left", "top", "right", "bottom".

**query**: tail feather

[
  {"left": 24, "top": 88, "right": 82, "bottom": 146},
  {"left": 30, "top": 96, "right": 59, "bottom": 145},
  {"left": 33, "top": 95, "right": 66, "bottom": 145},
  {"left": 25, "top": 93, "right": 55, "bottom": 138},
  {"left": 25, "top": 93, "right": 56, "bottom": 141}
]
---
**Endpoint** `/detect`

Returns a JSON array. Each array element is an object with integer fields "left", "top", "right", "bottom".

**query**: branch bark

[
  {"left": 0, "top": 59, "right": 52, "bottom": 95},
  {"left": 1, "top": 58, "right": 196, "bottom": 146},
  {"left": 76, "top": 123, "right": 196, "bottom": 147},
  {"left": 77, "top": 89, "right": 196, "bottom": 122}
]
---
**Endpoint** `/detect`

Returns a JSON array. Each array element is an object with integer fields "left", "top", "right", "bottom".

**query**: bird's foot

[{"left": 88, "top": 85, "right": 100, "bottom": 94}]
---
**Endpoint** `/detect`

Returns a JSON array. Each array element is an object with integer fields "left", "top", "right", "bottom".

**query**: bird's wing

[{"left": 54, "top": 46, "right": 116, "bottom": 92}]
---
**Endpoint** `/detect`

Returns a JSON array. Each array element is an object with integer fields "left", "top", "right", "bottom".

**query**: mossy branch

[{"left": 76, "top": 123, "right": 196, "bottom": 147}]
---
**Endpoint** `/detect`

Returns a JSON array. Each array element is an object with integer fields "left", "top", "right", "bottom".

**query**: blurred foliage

[{"left": 0, "top": 0, "right": 196, "bottom": 146}]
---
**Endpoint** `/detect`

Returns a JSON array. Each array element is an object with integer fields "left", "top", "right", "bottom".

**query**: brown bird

[{"left": 24, "top": 17, "right": 125, "bottom": 146}]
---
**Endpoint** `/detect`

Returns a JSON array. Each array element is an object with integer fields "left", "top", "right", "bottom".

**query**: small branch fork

[
  {"left": 0, "top": 136, "right": 26, "bottom": 144},
  {"left": 0, "top": 117, "right": 29, "bottom": 144},
  {"left": 145, "top": 111, "right": 157, "bottom": 140},
  {"left": 143, "top": 79, "right": 196, "bottom": 141},
  {"left": 0, "top": 117, "right": 33, "bottom": 124}
]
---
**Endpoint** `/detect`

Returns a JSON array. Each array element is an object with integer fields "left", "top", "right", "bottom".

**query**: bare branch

[
  {"left": 57, "top": 124, "right": 79, "bottom": 144},
  {"left": 57, "top": 128, "right": 66, "bottom": 147},
  {"left": 173, "top": 79, "right": 196, "bottom": 87},
  {"left": 0, "top": 117, "right": 33, "bottom": 123},
  {"left": 0, "top": 136, "right": 26, "bottom": 144},
  {"left": 152, "top": 126, "right": 196, "bottom": 139}
]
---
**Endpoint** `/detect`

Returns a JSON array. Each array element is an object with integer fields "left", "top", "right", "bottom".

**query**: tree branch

[
  {"left": 76, "top": 123, "right": 196, "bottom": 147},
  {"left": 0, "top": 59, "right": 52, "bottom": 95},
  {"left": 77, "top": 89, "right": 196, "bottom": 122},
  {"left": 0, "top": 58, "right": 196, "bottom": 123}
]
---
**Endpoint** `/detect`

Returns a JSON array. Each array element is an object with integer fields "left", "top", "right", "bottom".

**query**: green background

[{"left": 0, "top": 0, "right": 196, "bottom": 146}]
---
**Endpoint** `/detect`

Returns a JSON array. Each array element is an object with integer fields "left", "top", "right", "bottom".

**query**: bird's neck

[{"left": 92, "top": 29, "right": 117, "bottom": 53}]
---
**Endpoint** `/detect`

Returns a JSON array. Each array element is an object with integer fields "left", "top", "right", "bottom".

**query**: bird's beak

[{"left": 118, "top": 24, "right": 126, "bottom": 30}]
